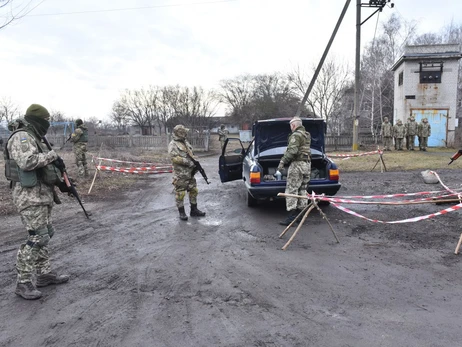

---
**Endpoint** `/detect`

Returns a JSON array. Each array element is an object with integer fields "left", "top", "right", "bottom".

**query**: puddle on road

[{"left": 197, "top": 217, "right": 223, "bottom": 226}]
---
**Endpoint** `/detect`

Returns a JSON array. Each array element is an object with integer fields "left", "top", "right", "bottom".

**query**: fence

[
  {"left": 45, "top": 133, "right": 211, "bottom": 152},
  {"left": 325, "top": 134, "right": 379, "bottom": 150}
]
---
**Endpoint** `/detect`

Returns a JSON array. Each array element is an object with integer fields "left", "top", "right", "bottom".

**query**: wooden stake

[
  {"left": 455, "top": 233, "right": 462, "bottom": 255},
  {"left": 282, "top": 203, "right": 316, "bottom": 251}
]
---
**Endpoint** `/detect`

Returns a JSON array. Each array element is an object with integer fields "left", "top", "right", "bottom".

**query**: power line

[{"left": 26, "top": 0, "right": 237, "bottom": 17}]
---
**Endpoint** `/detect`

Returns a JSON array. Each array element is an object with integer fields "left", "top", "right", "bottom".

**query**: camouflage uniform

[
  {"left": 418, "top": 118, "right": 431, "bottom": 151},
  {"left": 393, "top": 120, "right": 405, "bottom": 150},
  {"left": 278, "top": 118, "right": 311, "bottom": 225},
  {"left": 381, "top": 117, "right": 393, "bottom": 151},
  {"left": 70, "top": 119, "right": 89, "bottom": 178},
  {"left": 218, "top": 124, "right": 229, "bottom": 151},
  {"left": 405, "top": 116, "right": 418, "bottom": 150},
  {"left": 168, "top": 125, "right": 206, "bottom": 220},
  {"left": 5, "top": 104, "right": 69, "bottom": 300}
]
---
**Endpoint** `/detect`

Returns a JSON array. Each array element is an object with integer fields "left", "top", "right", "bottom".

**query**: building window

[
  {"left": 419, "top": 61, "right": 443, "bottom": 84},
  {"left": 398, "top": 71, "right": 403, "bottom": 86}
]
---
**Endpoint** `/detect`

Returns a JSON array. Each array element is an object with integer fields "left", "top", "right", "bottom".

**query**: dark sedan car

[{"left": 218, "top": 118, "right": 341, "bottom": 206}]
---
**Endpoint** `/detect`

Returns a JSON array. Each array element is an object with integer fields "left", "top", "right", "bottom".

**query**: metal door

[{"left": 411, "top": 109, "right": 447, "bottom": 147}]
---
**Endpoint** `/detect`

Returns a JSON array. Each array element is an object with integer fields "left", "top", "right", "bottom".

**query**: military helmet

[
  {"left": 220, "top": 124, "right": 225, "bottom": 129},
  {"left": 173, "top": 124, "right": 189, "bottom": 139},
  {"left": 383, "top": 117, "right": 389, "bottom": 121},
  {"left": 397, "top": 119, "right": 403, "bottom": 124},
  {"left": 75, "top": 119, "right": 83, "bottom": 126}
]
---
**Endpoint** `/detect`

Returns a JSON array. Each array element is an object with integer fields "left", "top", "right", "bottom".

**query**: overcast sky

[{"left": 1, "top": 0, "right": 462, "bottom": 121}]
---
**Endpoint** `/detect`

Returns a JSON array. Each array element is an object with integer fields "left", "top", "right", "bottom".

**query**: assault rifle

[
  {"left": 59, "top": 134, "right": 72, "bottom": 150},
  {"left": 43, "top": 136, "right": 91, "bottom": 219},
  {"left": 187, "top": 154, "right": 210, "bottom": 184},
  {"left": 448, "top": 149, "right": 462, "bottom": 165}
]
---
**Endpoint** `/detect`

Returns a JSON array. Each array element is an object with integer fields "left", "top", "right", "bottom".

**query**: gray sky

[{"left": 1, "top": 0, "right": 462, "bottom": 121}]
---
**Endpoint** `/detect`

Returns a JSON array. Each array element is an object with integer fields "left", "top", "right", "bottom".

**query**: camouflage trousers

[
  {"left": 383, "top": 137, "right": 393, "bottom": 150},
  {"left": 74, "top": 144, "right": 88, "bottom": 177},
  {"left": 395, "top": 138, "right": 404, "bottom": 150},
  {"left": 16, "top": 205, "right": 55, "bottom": 283},
  {"left": 284, "top": 161, "right": 310, "bottom": 211},
  {"left": 420, "top": 137, "right": 428, "bottom": 150},
  {"left": 173, "top": 176, "right": 198, "bottom": 208},
  {"left": 407, "top": 135, "right": 416, "bottom": 150},
  {"left": 220, "top": 139, "right": 226, "bottom": 150}
]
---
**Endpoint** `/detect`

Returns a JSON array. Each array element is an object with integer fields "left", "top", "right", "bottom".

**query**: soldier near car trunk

[
  {"left": 381, "top": 117, "right": 393, "bottom": 151},
  {"left": 418, "top": 118, "right": 431, "bottom": 151},
  {"left": 4, "top": 104, "right": 69, "bottom": 300},
  {"left": 70, "top": 119, "right": 89, "bottom": 178},
  {"left": 278, "top": 117, "right": 311, "bottom": 226},
  {"left": 218, "top": 124, "right": 228, "bottom": 151},
  {"left": 168, "top": 125, "right": 206, "bottom": 221},
  {"left": 393, "top": 119, "right": 405, "bottom": 150}
]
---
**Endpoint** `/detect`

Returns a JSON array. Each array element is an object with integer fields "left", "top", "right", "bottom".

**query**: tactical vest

[
  {"left": 292, "top": 128, "right": 311, "bottom": 161},
  {"left": 4, "top": 129, "right": 61, "bottom": 187},
  {"left": 77, "top": 127, "right": 89, "bottom": 143}
]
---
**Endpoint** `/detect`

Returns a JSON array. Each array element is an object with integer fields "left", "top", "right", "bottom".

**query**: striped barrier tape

[
  {"left": 331, "top": 201, "right": 462, "bottom": 224},
  {"left": 328, "top": 150, "right": 381, "bottom": 159},
  {"left": 92, "top": 156, "right": 166, "bottom": 166},
  {"left": 326, "top": 188, "right": 462, "bottom": 200},
  {"left": 320, "top": 192, "right": 461, "bottom": 205},
  {"left": 97, "top": 165, "right": 172, "bottom": 174}
]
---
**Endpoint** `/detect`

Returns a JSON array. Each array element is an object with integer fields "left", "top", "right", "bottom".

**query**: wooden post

[{"left": 454, "top": 233, "right": 462, "bottom": 255}]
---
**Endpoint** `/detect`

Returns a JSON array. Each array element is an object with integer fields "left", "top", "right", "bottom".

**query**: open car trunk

[{"left": 256, "top": 156, "right": 329, "bottom": 182}]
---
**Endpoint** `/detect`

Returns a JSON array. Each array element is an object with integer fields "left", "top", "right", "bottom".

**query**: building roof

[{"left": 391, "top": 44, "right": 462, "bottom": 71}]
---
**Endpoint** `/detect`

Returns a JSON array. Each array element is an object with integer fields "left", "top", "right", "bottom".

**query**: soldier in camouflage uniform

[
  {"left": 218, "top": 124, "right": 229, "bottom": 151},
  {"left": 393, "top": 119, "right": 406, "bottom": 151},
  {"left": 168, "top": 124, "right": 206, "bottom": 221},
  {"left": 418, "top": 118, "right": 431, "bottom": 151},
  {"left": 277, "top": 117, "right": 311, "bottom": 226},
  {"left": 405, "top": 116, "right": 418, "bottom": 150},
  {"left": 70, "top": 119, "right": 89, "bottom": 178},
  {"left": 5, "top": 104, "right": 69, "bottom": 300},
  {"left": 380, "top": 117, "right": 393, "bottom": 151}
]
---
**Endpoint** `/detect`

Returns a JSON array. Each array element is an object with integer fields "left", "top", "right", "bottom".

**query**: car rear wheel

[{"left": 247, "top": 192, "right": 258, "bottom": 207}]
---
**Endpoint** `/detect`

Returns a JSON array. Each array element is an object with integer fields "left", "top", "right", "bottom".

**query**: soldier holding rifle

[
  {"left": 168, "top": 125, "right": 206, "bottom": 221},
  {"left": 4, "top": 104, "right": 69, "bottom": 300}
]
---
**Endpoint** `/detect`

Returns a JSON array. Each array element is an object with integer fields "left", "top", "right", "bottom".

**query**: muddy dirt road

[{"left": 1, "top": 156, "right": 462, "bottom": 347}]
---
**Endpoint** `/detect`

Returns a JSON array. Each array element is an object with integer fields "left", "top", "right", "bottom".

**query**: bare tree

[
  {"left": 0, "top": 0, "right": 41, "bottom": 30},
  {"left": 0, "top": 97, "right": 20, "bottom": 122}
]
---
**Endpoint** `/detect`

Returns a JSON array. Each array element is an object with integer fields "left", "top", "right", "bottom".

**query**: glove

[
  {"left": 277, "top": 161, "right": 284, "bottom": 171},
  {"left": 48, "top": 150, "right": 58, "bottom": 161},
  {"left": 53, "top": 157, "right": 66, "bottom": 171}
]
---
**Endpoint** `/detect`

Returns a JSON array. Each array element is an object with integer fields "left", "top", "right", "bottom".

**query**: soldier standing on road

[
  {"left": 393, "top": 119, "right": 405, "bottom": 151},
  {"left": 405, "top": 116, "right": 418, "bottom": 150},
  {"left": 381, "top": 117, "right": 393, "bottom": 151},
  {"left": 4, "top": 104, "right": 69, "bottom": 300},
  {"left": 418, "top": 118, "right": 431, "bottom": 151},
  {"left": 218, "top": 124, "right": 229, "bottom": 151},
  {"left": 70, "top": 119, "right": 89, "bottom": 179},
  {"left": 278, "top": 117, "right": 311, "bottom": 226},
  {"left": 168, "top": 124, "right": 206, "bottom": 221}
]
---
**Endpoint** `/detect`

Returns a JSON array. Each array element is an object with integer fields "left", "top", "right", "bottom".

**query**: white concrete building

[{"left": 391, "top": 44, "right": 462, "bottom": 147}]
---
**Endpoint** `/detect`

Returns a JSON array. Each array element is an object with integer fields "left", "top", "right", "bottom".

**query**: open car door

[{"left": 218, "top": 138, "right": 245, "bottom": 183}]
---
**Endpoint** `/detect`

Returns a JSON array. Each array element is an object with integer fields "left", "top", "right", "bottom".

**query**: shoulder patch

[{"left": 20, "top": 138, "right": 28, "bottom": 143}]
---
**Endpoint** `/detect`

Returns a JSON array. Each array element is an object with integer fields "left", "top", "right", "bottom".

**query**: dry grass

[{"left": 327, "top": 147, "right": 462, "bottom": 172}]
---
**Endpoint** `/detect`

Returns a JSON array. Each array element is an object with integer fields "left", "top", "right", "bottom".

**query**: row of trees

[{"left": 2, "top": 12, "right": 462, "bottom": 137}]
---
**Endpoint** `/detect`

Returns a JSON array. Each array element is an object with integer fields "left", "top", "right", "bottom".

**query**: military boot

[
  {"left": 178, "top": 207, "right": 188, "bottom": 221},
  {"left": 279, "top": 209, "right": 299, "bottom": 226},
  {"left": 15, "top": 282, "right": 42, "bottom": 300},
  {"left": 190, "top": 204, "right": 206, "bottom": 217},
  {"left": 36, "top": 272, "right": 70, "bottom": 287}
]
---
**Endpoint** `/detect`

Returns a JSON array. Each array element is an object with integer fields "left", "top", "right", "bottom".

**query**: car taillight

[
  {"left": 329, "top": 169, "right": 339, "bottom": 181},
  {"left": 250, "top": 172, "right": 261, "bottom": 184}
]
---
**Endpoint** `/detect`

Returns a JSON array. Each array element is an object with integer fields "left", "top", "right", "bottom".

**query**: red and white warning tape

[
  {"left": 327, "top": 150, "right": 381, "bottom": 159},
  {"left": 96, "top": 165, "right": 172, "bottom": 174},
  {"left": 315, "top": 170, "right": 462, "bottom": 223},
  {"left": 93, "top": 156, "right": 162, "bottom": 166}
]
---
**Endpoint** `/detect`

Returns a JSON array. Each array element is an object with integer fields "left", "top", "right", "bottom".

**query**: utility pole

[{"left": 352, "top": 0, "right": 394, "bottom": 151}]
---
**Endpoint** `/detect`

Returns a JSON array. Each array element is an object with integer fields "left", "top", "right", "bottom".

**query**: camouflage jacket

[
  {"left": 7, "top": 130, "right": 57, "bottom": 211},
  {"left": 381, "top": 122, "right": 393, "bottom": 137},
  {"left": 168, "top": 136, "right": 196, "bottom": 179},
  {"left": 418, "top": 122, "right": 431, "bottom": 137},
  {"left": 393, "top": 124, "right": 406, "bottom": 138},
  {"left": 405, "top": 120, "right": 418, "bottom": 136},
  {"left": 281, "top": 125, "right": 311, "bottom": 165},
  {"left": 218, "top": 129, "right": 228, "bottom": 141},
  {"left": 71, "top": 125, "right": 88, "bottom": 144}
]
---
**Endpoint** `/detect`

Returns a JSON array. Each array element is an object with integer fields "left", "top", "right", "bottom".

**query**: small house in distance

[{"left": 391, "top": 44, "right": 462, "bottom": 147}]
